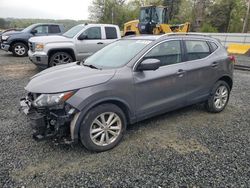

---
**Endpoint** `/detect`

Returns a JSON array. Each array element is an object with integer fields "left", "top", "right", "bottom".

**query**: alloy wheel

[
  {"left": 90, "top": 112, "right": 122, "bottom": 146},
  {"left": 14, "top": 45, "right": 26, "bottom": 56},
  {"left": 213, "top": 85, "right": 229, "bottom": 109},
  {"left": 51, "top": 53, "right": 72, "bottom": 66}
]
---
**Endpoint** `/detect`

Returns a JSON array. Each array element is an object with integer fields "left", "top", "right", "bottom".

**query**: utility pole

[{"left": 242, "top": 0, "right": 250, "bottom": 33}]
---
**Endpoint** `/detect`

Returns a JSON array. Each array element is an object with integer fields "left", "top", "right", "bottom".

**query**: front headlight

[
  {"left": 33, "top": 91, "right": 74, "bottom": 107},
  {"left": 2, "top": 35, "right": 9, "bottom": 40},
  {"left": 35, "top": 43, "right": 44, "bottom": 51}
]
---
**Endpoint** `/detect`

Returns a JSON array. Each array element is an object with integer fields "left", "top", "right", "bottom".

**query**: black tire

[
  {"left": 80, "top": 104, "right": 127, "bottom": 152},
  {"left": 12, "top": 42, "right": 28, "bottom": 57},
  {"left": 205, "top": 80, "right": 230, "bottom": 113},
  {"left": 49, "top": 52, "right": 73, "bottom": 67}
]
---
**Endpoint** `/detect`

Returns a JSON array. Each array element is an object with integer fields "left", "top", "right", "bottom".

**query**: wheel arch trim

[{"left": 70, "top": 97, "right": 135, "bottom": 142}]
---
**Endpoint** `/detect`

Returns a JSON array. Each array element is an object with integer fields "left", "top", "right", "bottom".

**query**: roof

[
  {"left": 123, "top": 35, "right": 162, "bottom": 41},
  {"left": 124, "top": 33, "right": 218, "bottom": 42},
  {"left": 78, "top": 23, "right": 119, "bottom": 27}
]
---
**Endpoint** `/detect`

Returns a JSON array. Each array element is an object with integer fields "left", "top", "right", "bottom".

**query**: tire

[
  {"left": 79, "top": 104, "right": 127, "bottom": 152},
  {"left": 49, "top": 52, "right": 73, "bottom": 67},
  {"left": 12, "top": 42, "right": 28, "bottom": 57},
  {"left": 205, "top": 80, "right": 230, "bottom": 113}
]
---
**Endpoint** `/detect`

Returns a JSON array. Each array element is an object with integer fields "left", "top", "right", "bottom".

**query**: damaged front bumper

[{"left": 20, "top": 95, "right": 78, "bottom": 143}]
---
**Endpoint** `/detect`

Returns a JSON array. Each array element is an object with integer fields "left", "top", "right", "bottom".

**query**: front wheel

[
  {"left": 12, "top": 42, "right": 28, "bottom": 57},
  {"left": 49, "top": 52, "right": 73, "bottom": 67},
  {"left": 205, "top": 80, "right": 230, "bottom": 113},
  {"left": 80, "top": 104, "right": 127, "bottom": 152}
]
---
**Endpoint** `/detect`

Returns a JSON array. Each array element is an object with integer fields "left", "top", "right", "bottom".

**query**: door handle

[
  {"left": 211, "top": 62, "right": 218, "bottom": 67},
  {"left": 97, "top": 42, "right": 104, "bottom": 45},
  {"left": 176, "top": 69, "right": 185, "bottom": 77}
]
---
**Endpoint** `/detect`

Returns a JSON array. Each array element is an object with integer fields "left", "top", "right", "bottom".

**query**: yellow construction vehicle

[{"left": 123, "top": 5, "right": 190, "bottom": 36}]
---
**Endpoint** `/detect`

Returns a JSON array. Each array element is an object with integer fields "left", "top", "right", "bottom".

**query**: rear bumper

[
  {"left": 1, "top": 43, "right": 10, "bottom": 52},
  {"left": 28, "top": 50, "right": 48, "bottom": 68}
]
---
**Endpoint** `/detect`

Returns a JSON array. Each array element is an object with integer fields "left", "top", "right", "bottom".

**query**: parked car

[
  {"left": 0, "top": 23, "right": 64, "bottom": 57},
  {"left": 20, "top": 34, "right": 234, "bottom": 152},
  {"left": 28, "top": 23, "right": 121, "bottom": 68}
]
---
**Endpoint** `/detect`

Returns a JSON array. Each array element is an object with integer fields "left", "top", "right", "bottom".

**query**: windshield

[
  {"left": 140, "top": 8, "right": 151, "bottom": 22},
  {"left": 22, "top": 24, "right": 36, "bottom": 32},
  {"left": 84, "top": 40, "right": 152, "bottom": 69},
  {"left": 63, "top": 25, "right": 84, "bottom": 38}
]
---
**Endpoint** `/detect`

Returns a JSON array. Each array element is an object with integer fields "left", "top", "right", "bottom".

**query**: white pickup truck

[{"left": 28, "top": 23, "right": 121, "bottom": 68}]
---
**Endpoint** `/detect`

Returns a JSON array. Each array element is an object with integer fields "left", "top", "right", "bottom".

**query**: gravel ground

[{"left": 0, "top": 51, "right": 250, "bottom": 187}]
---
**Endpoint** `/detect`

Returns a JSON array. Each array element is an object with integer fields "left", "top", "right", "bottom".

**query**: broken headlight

[{"left": 33, "top": 91, "right": 74, "bottom": 107}]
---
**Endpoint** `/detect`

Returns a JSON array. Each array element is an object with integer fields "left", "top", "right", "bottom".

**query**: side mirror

[
  {"left": 137, "top": 58, "right": 161, "bottom": 71},
  {"left": 31, "top": 30, "right": 37, "bottom": 35},
  {"left": 78, "top": 34, "right": 88, "bottom": 40}
]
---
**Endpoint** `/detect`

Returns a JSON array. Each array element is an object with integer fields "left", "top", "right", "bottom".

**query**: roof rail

[{"left": 159, "top": 32, "right": 213, "bottom": 38}]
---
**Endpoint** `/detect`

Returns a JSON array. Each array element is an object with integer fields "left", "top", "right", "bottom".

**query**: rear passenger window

[
  {"left": 105, "top": 27, "right": 118, "bottom": 39},
  {"left": 144, "top": 40, "right": 182, "bottom": 66},
  {"left": 210, "top": 42, "right": 218, "bottom": 52},
  {"left": 49, "top": 25, "right": 61, "bottom": 33},
  {"left": 185, "top": 40, "right": 210, "bottom": 61}
]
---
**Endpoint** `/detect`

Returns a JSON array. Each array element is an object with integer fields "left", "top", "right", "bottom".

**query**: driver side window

[
  {"left": 82, "top": 27, "right": 101, "bottom": 40},
  {"left": 33, "top": 25, "right": 48, "bottom": 34},
  {"left": 143, "top": 40, "right": 182, "bottom": 66}
]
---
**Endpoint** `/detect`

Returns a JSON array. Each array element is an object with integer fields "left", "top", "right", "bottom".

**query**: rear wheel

[
  {"left": 79, "top": 104, "right": 127, "bottom": 152},
  {"left": 12, "top": 42, "right": 28, "bottom": 57},
  {"left": 49, "top": 52, "right": 73, "bottom": 67},
  {"left": 205, "top": 80, "right": 230, "bottom": 113}
]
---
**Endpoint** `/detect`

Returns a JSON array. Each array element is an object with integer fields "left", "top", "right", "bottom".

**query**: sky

[{"left": 0, "top": 0, "right": 92, "bottom": 20}]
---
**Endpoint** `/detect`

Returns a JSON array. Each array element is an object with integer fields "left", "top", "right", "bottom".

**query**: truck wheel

[
  {"left": 12, "top": 42, "right": 28, "bottom": 57},
  {"left": 79, "top": 104, "right": 127, "bottom": 152},
  {"left": 49, "top": 52, "right": 73, "bottom": 67},
  {"left": 205, "top": 80, "right": 230, "bottom": 113}
]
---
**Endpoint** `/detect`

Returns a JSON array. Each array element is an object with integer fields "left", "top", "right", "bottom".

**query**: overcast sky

[{"left": 0, "top": 0, "right": 92, "bottom": 20}]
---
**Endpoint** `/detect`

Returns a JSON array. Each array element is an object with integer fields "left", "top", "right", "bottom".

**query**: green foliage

[
  {"left": 200, "top": 23, "right": 218, "bottom": 32},
  {"left": 0, "top": 18, "right": 89, "bottom": 31},
  {"left": 206, "top": 0, "right": 247, "bottom": 32}
]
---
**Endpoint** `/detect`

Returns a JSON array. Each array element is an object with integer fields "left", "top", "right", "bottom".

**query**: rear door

[
  {"left": 133, "top": 40, "right": 189, "bottom": 119},
  {"left": 182, "top": 39, "right": 218, "bottom": 104},
  {"left": 48, "top": 25, "right": 62, "bottom": 35},
  {"left": 102, "top": 26, "right": 119, "bottom": 45},
  {"left": 75, "top": 26, "right": 105, "bottom": 60}
]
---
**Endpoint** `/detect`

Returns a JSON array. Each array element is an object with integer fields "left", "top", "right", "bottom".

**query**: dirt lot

[{"left": 0, "top": 51, "right": 250, "bottom": 187}]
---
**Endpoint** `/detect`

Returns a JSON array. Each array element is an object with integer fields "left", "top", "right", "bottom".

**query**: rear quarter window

[
  {"left": 105, "top": 27, "right": 118, "bottom": 39},
  {"left": 209, "top": 42, "right": 218, "bottom": 52},
  {"left": 185, "top": 40, "right": 211, "bottom": 61}
]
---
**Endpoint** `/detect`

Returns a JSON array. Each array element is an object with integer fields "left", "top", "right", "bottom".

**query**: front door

[
  {"left": 133, "top": 40, "right": 189, "bottom": 119},
  {"left": 76, "top": 26, "right": 105, "bottom": 60}
]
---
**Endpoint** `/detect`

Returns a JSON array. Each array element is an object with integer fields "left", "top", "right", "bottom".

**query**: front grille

[{"left": 29, "top": 42, "right": 35, "bottom": 52}]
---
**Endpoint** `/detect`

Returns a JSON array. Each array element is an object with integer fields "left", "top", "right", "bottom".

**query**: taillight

[{"left": 229, "top": 55, "right": 236, "bottom": 63}]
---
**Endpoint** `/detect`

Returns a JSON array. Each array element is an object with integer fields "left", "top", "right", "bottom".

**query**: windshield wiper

[{"left": 82, "top": 63, "right": 100, "bottom": 70}]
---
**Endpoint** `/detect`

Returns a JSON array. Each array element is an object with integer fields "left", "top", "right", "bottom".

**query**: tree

[
  {"left": 0, "top": 18, "right": 6, "bottom": 29},
  {"left": 163, "top": 0, "right": 181, "bottom": 22},
  {"left": 242, "top": 0, "right": 250, "bottom": 32}
]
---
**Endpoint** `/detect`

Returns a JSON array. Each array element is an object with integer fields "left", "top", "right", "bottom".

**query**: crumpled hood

[
  {"left": 25, "top": 62, "right": 116, "bottom": 93},
  {"left": 29, "top": 35, "right": 72, "bottom": 44}
]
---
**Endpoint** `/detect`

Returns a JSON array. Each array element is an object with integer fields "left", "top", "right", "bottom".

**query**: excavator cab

[
  {"left": 123, "top": 5, "right": 190, "bottom": 36},
  {"left": 138, "top": 6, "right": 168, "bottom": 34}
]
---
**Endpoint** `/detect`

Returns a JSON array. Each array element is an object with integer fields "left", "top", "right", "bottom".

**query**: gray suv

[{"left": 20, "top": 34, "right": 234, "bottom": 152}]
